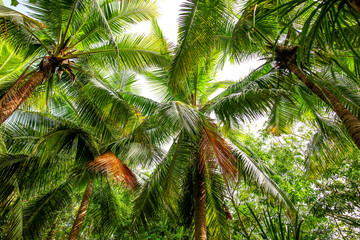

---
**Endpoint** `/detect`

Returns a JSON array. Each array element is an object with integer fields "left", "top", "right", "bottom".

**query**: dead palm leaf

[
  {"left": 88, "top": 152, "right": 137, "bottom": 190},
  {"left": 200, "top": 123, "right": 238, "bottom": 178}
]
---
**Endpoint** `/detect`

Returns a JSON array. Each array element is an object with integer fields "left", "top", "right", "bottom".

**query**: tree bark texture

[
  {"left": 0, "top": 70, "right": 45, "bottom": 124},
  {"left": 287, "top": 62, "right": 360, "bottom": 149},
  {"left": 194, "top": 163, "right": 207, "bottom": 240},
  {"left": 68, "top": 180, "right": 94, "bottom": 240}
]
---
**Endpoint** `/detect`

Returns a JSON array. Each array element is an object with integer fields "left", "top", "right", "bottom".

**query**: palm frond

[
  {"left": 142, "top": 69, "right": 175, "bottom": 102},
  {"left": 131, "top": 131, "right": 195, "bottom": 228},
  {"left": 206, "top": 172, "right": 229, "bottom": 240},
  {"left": 230, "top": 138, "right": 296, "bottom": 212},
  {"left": 232, "top": 0, "right": 279, "bottom": 60},
  {"left": 69, "top": 0, "right": 158, "bottom": 48},
  {"left": 266, "top": 96, "right": 298, "bottom": 136},
  {"left": 22, "top": 181, "right": 73, "bottom": 239},
  {"left": 201, "top": 123, "right": 237, "bottom": 177},
  {"left": 204, "top": 66, "right": 288, "bottom": 125},
  {"left": 0, "top": 5, "right": 44, "bottom": 28},
  {"left": 0, "top": 41, "right": 34, "bottom": 92},
  {"left": 156, "top": 101, "right": 205, "bottom": 137},
  {"left": 89, "top": 152, "right": 137, "bottom": 190},
  {"left": 151, "top": 19, "right": 173, "bottom": 56},
  {"left": 70, "top": 34, "right": 167, "bottom": 70},
  {"left": 5, "top": 195, "right": 23, "bottom": 240},
  {"left": 305, "top": 116, "right": 356, "bottom": 175},
  {"left": 168, "top": 0, "right": 233, "bottom": 94},
  {"left": 121, "top": 91, "right": 160, "bottom": 117},
  {"left": 177, "top": 166, "right": 195, "bottom": 228},
  {"left": 85, "top": 180, "right": 122, "bottom": 237}
]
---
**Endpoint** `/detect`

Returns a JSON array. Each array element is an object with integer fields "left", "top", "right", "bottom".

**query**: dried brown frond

[
  {"left": 199, "top": 124, "right": 238, "bottom": 178},
  {"left": 269, "top": 126, "right": 280, "bottom": 136},
  {"left": 348, "top": 0, "right": 360, "bottom": 12},
  {"left": 88, "top": 152, "right": 137, "bottom": 190}
]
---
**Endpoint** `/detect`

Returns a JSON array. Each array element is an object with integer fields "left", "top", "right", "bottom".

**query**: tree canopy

[{"left": 0, "top": 0, "right": 360, "bottom": 239}]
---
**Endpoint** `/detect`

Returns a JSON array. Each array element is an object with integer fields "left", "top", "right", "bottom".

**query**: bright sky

[{"left": 137, "top": 0, "right": 183, "bottom": 44}]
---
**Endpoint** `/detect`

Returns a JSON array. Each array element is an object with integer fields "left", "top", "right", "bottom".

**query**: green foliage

[
  {"left": 247, "top": 205, "right": 303, "bottom": 240},
  {"left": 227, "top": 126, "right": 360, "bottom": 239},
  {"left": 1, "top": 0, "right": 360, "bottom": 239}
]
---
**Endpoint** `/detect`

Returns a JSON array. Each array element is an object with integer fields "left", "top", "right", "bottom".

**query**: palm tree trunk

[
  {"left": 68, "top": 180, "right": 94, "bottom": 240},
  {"left": 287, "top": 62, "right": 360, "bottom": 149},
  {"left": 194, "top": 163, "right": 207, "bottom": 240},
  {"left": 0, "top": 70, "right": 46, "bottom": 124}
]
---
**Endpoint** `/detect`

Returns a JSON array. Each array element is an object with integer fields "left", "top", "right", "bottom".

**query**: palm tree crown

[{"left": 0, "top": 0, "right": 166, "bottom": 124}]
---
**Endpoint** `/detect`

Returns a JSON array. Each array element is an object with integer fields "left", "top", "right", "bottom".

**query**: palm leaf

[
  {"left": 89, "top": 152, "right": 137, "bottom": 190},
  {"left": 0, "top": 5, "right": 44, "bottom": 28},
  {"left": 168, "top": 0, "right": 233, "bottom": 94},
  {"left": 201, "top": 123, "right": 237, "bottom": 177},
  {"left": 22, "top": 181, "right": 73, "bottom": 239},
  {"left": 206, "top": 172, "right": 229, "bottom": 239},
  {"left": 230, "top": 138, "right": 296, "bottom": 212}
]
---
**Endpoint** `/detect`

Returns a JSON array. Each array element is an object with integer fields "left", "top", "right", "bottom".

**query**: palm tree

[
  {"left": 0, "top": 109, "right": 141, "bottom": 239},
  {"left": 164, "top": 0, "right": 360, "bottom": 150},
  {"left": 0, "top": 59, "right": 161, "bottom": 239},
  {"left": 127, "top": 21, "right": 295, "bottom": 240},
  {"left": 230, "top": 0, "right": 360, "bottom": 150},
  {"left": 0, "top": 0, "right": 165, "bottom": 125},
  {"left": 0, "top": 150, "right": 137, "bottom": 240}
]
